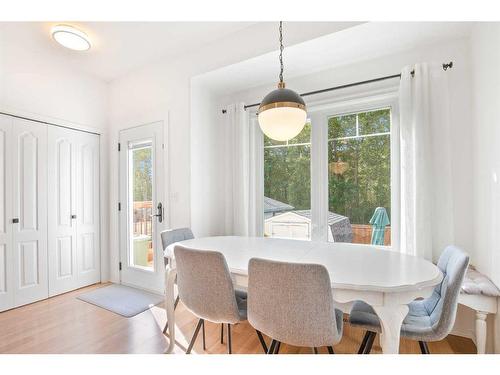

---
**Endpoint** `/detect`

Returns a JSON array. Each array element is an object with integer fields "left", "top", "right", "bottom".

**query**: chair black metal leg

[
  {"left": 363, "top": 332, "right": 376, "bottom": 354},
  {"left": 255, "top": 330, "right": 268, "bottom": 353},
  {"left": 358, "top": 331, "right": 371, "bottom": 354},
  {"left": 202, "top": 320, "right": 206, "bottom": 351},
  {"left": 313, "top": 347, "right": 318, "bottom": 354},
  {"left": 162, "top": 295, "right": 181, "bottom": 334},
  {"left": 227, "top": 324, "right": 232, "bottom": 354},
  {"left": 274, "top": 341, "right": 281, "bottom": 354},
  {"left": 220, "top": 323, "right": 224, "bottom": 344},
  {"left": 267, "top": 339, "right": 277, "bottom": 354},
  {"left": 419, "top": 341, "right": 430, "bottom": 354},
  {"left": 327, "top": 346, "right": 335, "bottom": 354},
  {"left": 186, "top": 318, "right": 204, "bottom": 354}
]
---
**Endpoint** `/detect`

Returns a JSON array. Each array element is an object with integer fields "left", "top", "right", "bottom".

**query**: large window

[
  {"left": 264, "top": 123, "right": 311, "bottom": 239},
  {"left": 328, "top": 109, "right": 391, "bottom": 245},
  {"left": 261, "top": 102, "right": 394, "bottom": 246}
]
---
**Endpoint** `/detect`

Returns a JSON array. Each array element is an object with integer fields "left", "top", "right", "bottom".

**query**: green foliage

[
  {"left": 329, "top": 109, "right": 391, "bottom": 224},
  {"left": 132, "top": 147, "right": 152, "bottom": 202},
  {"left": 328, "top": 113, "right": 356, "bottom": 138},
  {"left": 264, "top": 109, "right": 391, "bottom": 225},
  {"left": 264, "top": 123, "right": 311, "bottom": 210}
]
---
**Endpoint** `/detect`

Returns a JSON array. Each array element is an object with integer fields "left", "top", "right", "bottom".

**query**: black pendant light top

[{"left": 259, "top": 85, "right": 306, "bottom": 112}]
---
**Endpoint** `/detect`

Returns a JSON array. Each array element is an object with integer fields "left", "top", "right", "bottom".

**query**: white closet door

[
  {"left": 12, "top": 118, "right": 48, "bottom": 307},
  {"left": 48, "top": 127, "right": 78, "bottom": 296},
  {"left": 76, "top": 132, "right": 100, "bottom": 287},
  {"left": 0, "top": 115, "right": 13, "bottom": 311}
]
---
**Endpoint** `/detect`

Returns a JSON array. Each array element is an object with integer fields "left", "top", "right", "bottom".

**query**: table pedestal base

[
  {"left": 164, "top": 267, "right": 177, "bottom": 354},
  {"left": 373, "top": 305, "right": 409, "bottom": 354}
]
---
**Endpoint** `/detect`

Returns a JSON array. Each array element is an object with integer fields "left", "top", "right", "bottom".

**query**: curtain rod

[
  {"left": 221, "top": 61, "right": 453, "bottom": 114},
  {"left": 0, "top": 111, "right": 101, "bottom": 135}
]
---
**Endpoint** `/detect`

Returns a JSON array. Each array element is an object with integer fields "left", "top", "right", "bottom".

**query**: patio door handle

[{"left": 151, "top": 202, "right": 163, "bottom": 223}]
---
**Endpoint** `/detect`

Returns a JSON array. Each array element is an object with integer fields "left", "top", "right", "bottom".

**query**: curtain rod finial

[{"left": 443, "top": 61, "right": 453, "bottom": 71}]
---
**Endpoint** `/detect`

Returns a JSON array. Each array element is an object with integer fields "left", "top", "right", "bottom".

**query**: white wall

[
  {"left": 470, "top": 23, "right": 500, "bottom": 352},
  {"left": 0, "top": 37, "right": 111, "bottom": 281},
  {"left": 470, "top": 23, "right": 500, "bottom": 288},
  {"left": 0, "top": 38, "right": 107, "bottom": 129},
  {"left": 190, "top": 82, "right": 226, "bottom": 237}
]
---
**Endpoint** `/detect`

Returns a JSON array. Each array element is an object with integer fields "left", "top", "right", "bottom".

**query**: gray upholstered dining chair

[
  {"left": 350, "top": 245, "right": 469, "bottom": 354},
  {"left": 174, "top": 245, "right": 266, "bottom": 354},
  {"left": 247, "top": 258, "right": 344, "bottom": 354},
  {"left": 161, "top": 227, "right": 194, "bottom": 334}
]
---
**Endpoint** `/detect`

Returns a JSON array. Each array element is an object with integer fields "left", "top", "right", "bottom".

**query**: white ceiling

[
  {"left": 195, "top": 22, "right": 475, "bottom": 95},
  {"left": 0, "top": 22, "right": 360, "bottom": 82}
]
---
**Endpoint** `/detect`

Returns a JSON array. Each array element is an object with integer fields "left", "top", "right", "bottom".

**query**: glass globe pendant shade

[{"left": 258, "top": 83, "right": 307, "bottom": 141}]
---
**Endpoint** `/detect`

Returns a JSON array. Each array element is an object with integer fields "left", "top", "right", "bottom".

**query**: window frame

[
  {"left": 311, "top": 90, "right": 400, "bottom": 250},
  {"left": 253, "top": 87, "right": 400, "bottom": 251}
]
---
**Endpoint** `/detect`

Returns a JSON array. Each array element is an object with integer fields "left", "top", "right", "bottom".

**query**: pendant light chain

[
  {"left": 279, "top": 21, "right": 284, "bottom": 85},
  {"left": 257, "top": 20, "right": 306, "bottom": 142}
]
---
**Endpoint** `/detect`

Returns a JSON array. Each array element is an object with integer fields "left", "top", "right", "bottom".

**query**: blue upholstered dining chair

[
  {"left": 161, "top": 227, "right": 194, "bottom": 267},
  {"left": 349, "top": 245, "right": 469, "bottom": 354},
  {"left": 161, "top": 227, "right": 194, "bottom": 334}
]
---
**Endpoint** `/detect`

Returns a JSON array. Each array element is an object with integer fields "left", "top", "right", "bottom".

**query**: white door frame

[
  {"left": 0, "top": 115, "right": 14, "bottom": 311},
  {"left": 119, "top": 121, "right": 167, "bottom": 293}
]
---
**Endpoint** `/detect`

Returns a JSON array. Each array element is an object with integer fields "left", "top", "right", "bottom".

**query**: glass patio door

[{"left": 119, "top": 122, "right": 166, "bottom": 293}]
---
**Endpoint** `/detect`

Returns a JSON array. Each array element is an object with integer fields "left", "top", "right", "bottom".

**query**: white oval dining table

[{"left": 163, "top": 236, "right": 442, "bottom": 354}]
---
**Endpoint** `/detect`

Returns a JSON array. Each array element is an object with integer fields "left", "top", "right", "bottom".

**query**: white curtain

[
  {"left": 223, "top": 103, "right": 260, "bottom": 236},
  {"left": 399, "top": 63, "right": 455, "bottom": 261}
]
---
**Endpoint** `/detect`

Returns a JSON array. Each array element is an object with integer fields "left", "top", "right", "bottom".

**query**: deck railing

[
  {"left": 133, "top": 202, "right": 392, "bottom": 246},
  {"left": 351, "top": 224, "right": 391, "bottom": 246},
  {"left": 133, "top": 201, "right": 152, "bottom": 236}
]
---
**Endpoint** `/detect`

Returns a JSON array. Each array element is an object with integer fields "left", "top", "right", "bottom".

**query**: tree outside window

[{"left": 263, "top": 108, "right": 391, "bottom": 245}]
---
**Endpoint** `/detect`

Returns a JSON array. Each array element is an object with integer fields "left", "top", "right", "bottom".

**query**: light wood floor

[{"left": 0, "top": 283, "right": 476, "bottom": 354}]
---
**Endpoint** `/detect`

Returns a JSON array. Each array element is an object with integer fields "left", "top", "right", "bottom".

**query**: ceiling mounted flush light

[
  {"left": 51, "top": 24, "right": 91, "bottom": 51},
  {"left": 258, "top": 22, "right": 306, "bottom": 141}
]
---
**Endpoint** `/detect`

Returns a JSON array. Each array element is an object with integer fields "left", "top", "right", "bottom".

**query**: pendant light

[{"left": 258, "top": 22, "right": 307, "bottom": 141}]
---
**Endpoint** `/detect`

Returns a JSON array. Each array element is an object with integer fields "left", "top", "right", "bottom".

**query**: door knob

[
  {"left": 12, "top": 218, "right": 19, "bottom": 223},
  {"left": 150, "top": 202, "right": 163, "bottom": 223},
  {"left": 71, "top": 214, "right": 77, "bottom": 219}
]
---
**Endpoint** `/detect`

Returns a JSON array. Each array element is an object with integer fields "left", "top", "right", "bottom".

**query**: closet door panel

[
  {"left": 12, "top": 119, "right": 48, "bottom": 307},
  {"left": 0, "top": 245, "right": 6, "bottom": 294},
  {"left": 0, "top": 115, "right": 13, "bottom": 311},
  {"left": 57, "top": 236, "right": 73, "bottom": 277},
  {"left": 76, "top": 133, "right": 100, "bottom": 287},
  {"left": 81, "top": 233, "right": 95, "bottom": 271},
  {"left": 19, "top": 241, "right": 39, "bottom": 287},
  {"left": 48, "top": 127, "right": 78, "bottom": 296},
  {"left": 19, "top": 132, "right": 38, "bottom": 231}
]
